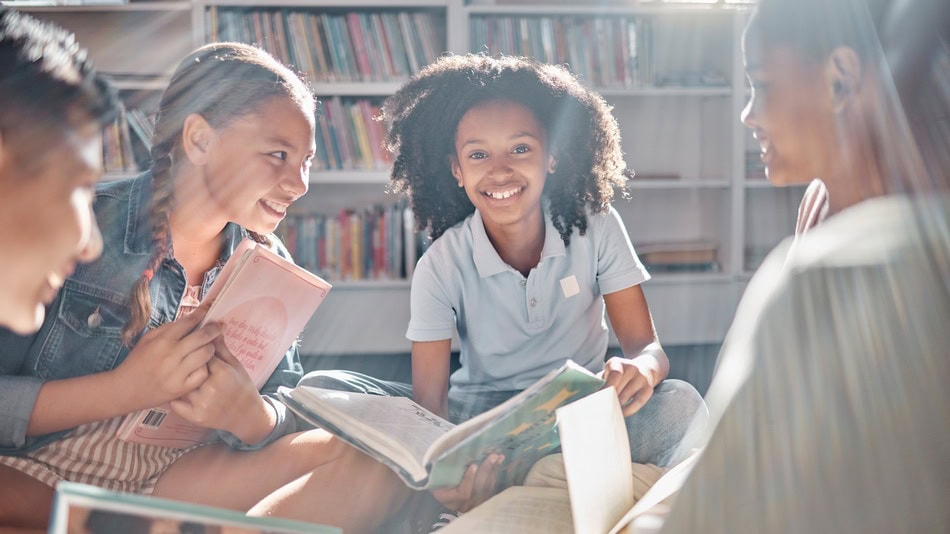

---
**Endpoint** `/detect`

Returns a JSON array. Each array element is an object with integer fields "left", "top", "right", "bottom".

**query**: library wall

[{"left": 15, "top": 0, "right": 793, "bottom": 358}]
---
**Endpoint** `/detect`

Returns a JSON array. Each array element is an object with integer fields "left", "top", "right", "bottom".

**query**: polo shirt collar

[{"left": 471, "top": 202, "right": 567, "bottom": 278}]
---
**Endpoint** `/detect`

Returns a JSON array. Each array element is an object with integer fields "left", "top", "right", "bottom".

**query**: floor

[{"left": 300, "top": 344, "right": 720, "bottom": 396}]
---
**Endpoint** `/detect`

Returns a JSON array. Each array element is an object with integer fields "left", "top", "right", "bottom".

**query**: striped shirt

[{"left": 0, "top": 285, "right": 206, "bottom": 494}]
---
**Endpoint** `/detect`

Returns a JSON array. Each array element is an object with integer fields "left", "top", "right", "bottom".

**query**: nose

[
  {"left": 283, "top": 161, "right": 310, "bottom": 198},
  {"left": 77, "top": 212, "right": 103, "bottom": 263},
  {"left": 740, "top": 94, "right": 758, "bottom": 130},
  {"left": 488, "top": 159, "right": 514, "bottom": 181}
]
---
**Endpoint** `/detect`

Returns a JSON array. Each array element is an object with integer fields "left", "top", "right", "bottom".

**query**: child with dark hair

[
  {"left": 0, "top": 40, "right": 406, "bottom": 532},
  {"left": 661, "top": 0, "right": 950, "bottom": 531},
  {"left": 0, "top": 8, "right": 119, "bottom": 335},
  {"left": 303, "top": 53, "right": 707, "bottom": 515}
]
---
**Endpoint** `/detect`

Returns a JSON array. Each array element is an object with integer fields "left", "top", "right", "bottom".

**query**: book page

[
  {"left": 424, "top": 361, "right": 604, "bottom": 489},
  {"left": 439, "top": 486, "right": 574, "bottom": 534},
  {"left": 282, "top": 387, "right": 453, "bottom": 483},
  {"left": 557, "top": 388, "right": 634, "bottom": 534}
]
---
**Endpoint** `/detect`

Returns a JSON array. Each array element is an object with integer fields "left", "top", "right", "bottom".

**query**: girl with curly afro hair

[{"left": 301, "top": 54, "right": 707, "bottom": 516}]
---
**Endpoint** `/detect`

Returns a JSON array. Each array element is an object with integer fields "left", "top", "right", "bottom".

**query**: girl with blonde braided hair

[{"left": 0, "top": 42, "right": 407, "bottom": 533}]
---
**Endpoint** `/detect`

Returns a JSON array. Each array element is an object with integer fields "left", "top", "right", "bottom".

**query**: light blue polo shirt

[{"left": 406, "top": 204, "right": 650, "bottom": 394}]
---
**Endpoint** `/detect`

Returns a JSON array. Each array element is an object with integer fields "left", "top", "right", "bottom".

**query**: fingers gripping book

[
  {"left": 277, "top": 360, "right": 605, "bottom": 490},
  {"left": 116, "top": 238, "right": 332, "bottom": 448},
  {"left": 440, "top": 387, "right": 702, "bottom": 534}
]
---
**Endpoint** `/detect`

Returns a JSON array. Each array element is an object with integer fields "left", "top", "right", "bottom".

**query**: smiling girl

[
  {"left": 303, "top": 54, "right": 708, "bottom": 517},
  {"left": 0, "top": 42, "right": 406, "bottom": 532}
]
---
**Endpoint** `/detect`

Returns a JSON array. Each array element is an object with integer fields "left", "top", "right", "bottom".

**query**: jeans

[{"left": 297, "top": 370, "right": 707, "bottom": 468}]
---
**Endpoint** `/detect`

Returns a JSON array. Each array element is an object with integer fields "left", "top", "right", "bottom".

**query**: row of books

[
  {"left": 472, "top": 15, "right": 655, "bottom": 88},
  {"left": 206, "top": 8, "right": 445, "bottom": 84},
  {"left": 278, "top": 202, "right": 430, "bottom": 283},
  {"left": 636, "top": 240, "right": 719, "bottom": 273},
  {"left": 102, "top": 107, "right": 154, "bottom": 174},
  {"left": 315, "top": 97, "right": 391, "bottom": 171},
  {"left": 101, "top": 96, "right": 390, "bottom": 173}
]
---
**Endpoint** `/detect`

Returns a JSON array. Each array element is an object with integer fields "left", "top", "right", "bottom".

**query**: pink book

[{"left": 116, "top": 239, "right": 332, "bottom": 448}]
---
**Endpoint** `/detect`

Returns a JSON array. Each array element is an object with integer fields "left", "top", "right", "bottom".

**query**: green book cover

[
  {"left": 50, "top": 481, "right": 341, "bottom": 533},
  {"left": 279, "top": 360, "right": 605, "bottom": 490}
]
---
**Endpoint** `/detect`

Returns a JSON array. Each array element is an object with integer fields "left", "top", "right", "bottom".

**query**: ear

[
  {"left": 181, "top": 113, "right": 214, "bottom": 166},
  {"left": 547, "top": 154, "right": 558, "bottom": 174},
  {"left": 827, "top": 46, "right": 864, "bottom": 113},
  {"left": 449, "top": 154, "right": 464, "bottom": 188}
]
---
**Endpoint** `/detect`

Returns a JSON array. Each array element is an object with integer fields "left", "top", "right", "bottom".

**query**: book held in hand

[
  {"left": 117, "top": 238, "right": 332, "bottom": 448},
  {"left": 441, "top": 387, "right": 702, "bottom": 534},
  {"left": 278, "top": 360, "right": 605, "bottom": 490},
  {"left": 50, "top": 481, "right": 340, "bottom": 534}
]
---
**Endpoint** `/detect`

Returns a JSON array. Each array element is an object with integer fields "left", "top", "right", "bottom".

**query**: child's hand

[
  {"left": 114, "top": 306, "right": 220, "bottom": 410},
  {"left": 600, "top": 356, "right": 656, "bottom": 417},
  {"left": 431, "top": 453, "right": 504, "bottom": 513},
  {"left": 170, "top": 335, "right": 275, "bottom": 443}
]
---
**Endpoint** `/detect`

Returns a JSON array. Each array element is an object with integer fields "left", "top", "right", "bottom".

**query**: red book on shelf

[{"left": 116, "top": 239, "right": 332, "bottom": 448}]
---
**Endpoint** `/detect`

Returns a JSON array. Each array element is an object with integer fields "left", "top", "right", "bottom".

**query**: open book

[
  {"left": 50, "top": 481, "right": 340, "bottom": 534},
  {"left": 278, "top": 360, "right": 604, "bottom": 490},
  {"left": 117, "top": 238, "right": 332, "bottom": 448},
  {"left": 441, "top": 387, "right": 702, "bottom": 534}
]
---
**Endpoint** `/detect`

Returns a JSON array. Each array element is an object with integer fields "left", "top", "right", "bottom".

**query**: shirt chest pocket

[{"left": 35, "top": 283, "right": 129, "bottom": 380}]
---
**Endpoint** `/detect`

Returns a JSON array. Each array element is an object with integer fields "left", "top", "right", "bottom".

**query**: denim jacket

[{"left": 0, "top": 172, "right": 303, "bottom": 454}]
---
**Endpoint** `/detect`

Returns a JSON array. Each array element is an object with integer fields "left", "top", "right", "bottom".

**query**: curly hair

[{"left": 382, "top": 53, "right": 630, "bottom": 245}]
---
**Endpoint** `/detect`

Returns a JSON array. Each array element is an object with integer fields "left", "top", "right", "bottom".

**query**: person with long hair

[{"left": 0, "top": 40, "right": 406, "bottom": 533}]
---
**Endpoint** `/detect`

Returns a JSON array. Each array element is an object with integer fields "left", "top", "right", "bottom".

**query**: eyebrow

[
  {"left": 263, "top": 136, "right": 296, "bottom": 150},
  {"left": 458, "top": 132, "right": 541, "bottom": 149},
  {"left": 264, "top": 136, "right": 316, "bottom": 155}
]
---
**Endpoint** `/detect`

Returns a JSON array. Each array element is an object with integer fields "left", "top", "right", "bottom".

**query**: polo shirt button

[{"left": 529, "top": 298, "right": 538, "bottom": 307}]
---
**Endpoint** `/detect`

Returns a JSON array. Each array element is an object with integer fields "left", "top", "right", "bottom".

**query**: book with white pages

[{"left": 441, "top": 387, "right": 701, "bottom": 533}]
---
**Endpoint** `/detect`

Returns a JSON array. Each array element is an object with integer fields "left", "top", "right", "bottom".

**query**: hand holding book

[
  {"left": 110, "top": 303, "right": 221, "bottom": 414},
  {"left": 167, "top": 334, "right": 277, "bottom": 446},
  {"left": 117, "top": 239, "right": 332, "bottom": 449},
  {"left": 278, "top": 360, "right": 605, "bottom": 490}
]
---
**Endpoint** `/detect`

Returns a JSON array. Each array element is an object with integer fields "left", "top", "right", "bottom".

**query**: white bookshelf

[{"left": 10, "top": 0, "right": 803, "bottom": 356}]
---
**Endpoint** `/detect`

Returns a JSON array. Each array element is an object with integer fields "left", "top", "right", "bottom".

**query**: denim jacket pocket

[{"left": 35, "top": 280, "right": 129, "bottom": 380}]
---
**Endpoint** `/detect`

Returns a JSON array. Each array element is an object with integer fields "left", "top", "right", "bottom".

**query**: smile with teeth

[
  {"left": 483, "top": 186, "right": 525, "bottom": 200},
  {"left": 262, "top": 199, "right": 289, "bottom": 214}
]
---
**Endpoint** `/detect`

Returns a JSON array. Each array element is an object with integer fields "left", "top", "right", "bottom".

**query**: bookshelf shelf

[
  {"left": 330, "top": 280, "right": 412, "bottom": 290},
  {"left": 310, "top": 170, "right": 389, "bottom": 185},
  {"left": 629, "top": 179, "right": 731, "bottom": 189},
  {"left": 7, "top": 2, "right": 191, "bottom": 12},
  {"left": 18, "top": 1, "right": 803, "bottom": 354},
  {"left": 106, "top": 76, "right": 172, "bottom": 91},
  {"left": 598, "top": 87, "right": 731, "bottom": 97},
  {"left": 648, "top": 272, "right": 734, "bottom": 284},
  {"left": 202, "top": 0, "right": 447, "bottom": 6},
  {"left": 464, "top": 4, "right": 739, "bottom": 16},
  {"left": 312, "top": 82, "right": 406, "bottom": 96}
]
